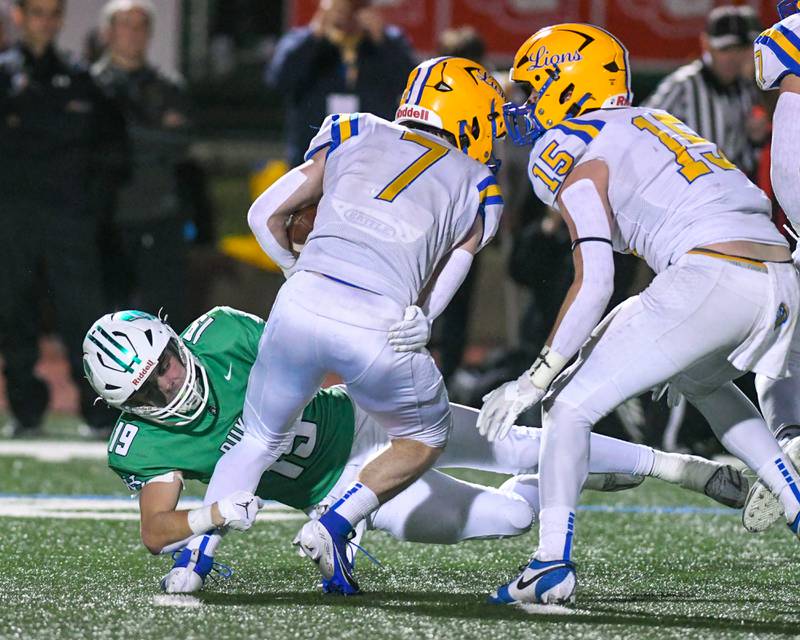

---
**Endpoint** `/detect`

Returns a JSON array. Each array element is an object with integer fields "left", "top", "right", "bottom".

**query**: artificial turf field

[{"left": 2, "top": 427, "right": 799, "bottom": 640}]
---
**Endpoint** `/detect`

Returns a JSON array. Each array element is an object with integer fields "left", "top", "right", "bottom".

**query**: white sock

[
  {"left": 756, "top": 455, "right": 800, "bottom": 522},
  {"left": 537, "top": 507, "right": 575, "bottom": 561},
  {"left": 330, "top": 482, "right": 380, "bottom": 528},
  {"left": 587, "top": 432, "right": 654, "bottom": 476}
]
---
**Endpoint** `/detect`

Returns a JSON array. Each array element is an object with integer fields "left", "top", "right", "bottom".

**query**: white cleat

[
  {"left": 654, "top": 452, "right": 748, "bottom": 508},
  {"left": 743, "top": 436, "right": 800, "bottom": 533},
  {"left": 583, "top": 473, "right": 644, "bottom": 492}
]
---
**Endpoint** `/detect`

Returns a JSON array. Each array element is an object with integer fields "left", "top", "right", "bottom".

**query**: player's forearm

[
  {"left": 141, "top": 506, "right": 225, "bottom": 555},
  {"left": 545, "top": 268, "right": 613, "bottom": 360},
  {"left": 247, "top": 159, "right": 323, "bottom": 270},
  {"left": 421, "top": 248, "right": 473, "bottom": 320}
]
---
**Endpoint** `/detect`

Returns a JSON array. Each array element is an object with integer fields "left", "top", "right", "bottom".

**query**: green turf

[{"left": 2, "top": 455, "right": 799, "bottom": 639}]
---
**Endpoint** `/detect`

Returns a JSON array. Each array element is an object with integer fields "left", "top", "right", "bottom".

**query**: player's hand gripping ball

[{"left": 286, "top": 204, "right": 317, "bottom": 257}]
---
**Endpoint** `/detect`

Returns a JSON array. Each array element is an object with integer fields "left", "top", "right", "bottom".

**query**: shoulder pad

[{"left": 528, "top": 117, "right": 605, "bottom": 206}]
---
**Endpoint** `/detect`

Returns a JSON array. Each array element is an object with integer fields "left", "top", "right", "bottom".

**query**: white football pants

[
  {"left": 245, "top": 270, "right": 451, "bottom": 447},
  {"left": 756, "top": 248, "right": 800, "bottom": 438},
  {"left": 537, "top": 253, "right": 800, "bottom": 559}
]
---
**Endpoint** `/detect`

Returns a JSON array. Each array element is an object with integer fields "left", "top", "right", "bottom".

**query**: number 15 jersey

[
  {"left": 297, "top": 113, "right": 504, "bottom": 307},
  {"left": 528, "top": 107, "right": 785, "bottom": 274}
]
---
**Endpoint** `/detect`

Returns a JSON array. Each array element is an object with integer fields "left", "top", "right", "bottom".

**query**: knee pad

[{"left": 500, "top": 490, "right": 536, "bottom": 535}]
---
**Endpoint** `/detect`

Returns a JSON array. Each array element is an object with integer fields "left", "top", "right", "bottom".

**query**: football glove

[
  {"left": 217, "top": 490, "right": 264, "bottom": 532},
  {"left": 478, "top": 372, "right": 546, "bottom": 442},
  {"left": 388, "top": 305, "right": 431, "bottom": 353}
]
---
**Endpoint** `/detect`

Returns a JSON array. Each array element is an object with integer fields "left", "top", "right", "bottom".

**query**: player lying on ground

[
  {"left": 82, "top": 307, "right": 748, "bottom": 593},
  {"left": 476, "top": 23, "right": 800, "bottom": 607}
]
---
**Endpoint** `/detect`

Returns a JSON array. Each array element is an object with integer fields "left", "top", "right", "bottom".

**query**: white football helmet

[{"left": 83, "top": 311, "right": 209, "bottom": 426}]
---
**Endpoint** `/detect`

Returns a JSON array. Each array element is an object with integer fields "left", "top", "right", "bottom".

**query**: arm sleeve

[{"left": 548, "top": 179, "right": 616, "bottom": 361}]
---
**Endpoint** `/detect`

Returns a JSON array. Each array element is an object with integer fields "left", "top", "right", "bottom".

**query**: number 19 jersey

[
  {"left": 106, "top": 306, "right": 356, "bottom": 510},
  {"left": 296, "top": 113, "right": 504, "bottom": 307},
  {"left": 527, "top": 107, "right": 785, "bottom": 273}
]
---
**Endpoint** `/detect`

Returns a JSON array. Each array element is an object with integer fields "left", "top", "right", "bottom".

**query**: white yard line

[
  {"left": 0, "top": 495, "right": 305, "bottom": 522},
  {"left": 0, "top": 440, "right": 108, "bottom": 461}
]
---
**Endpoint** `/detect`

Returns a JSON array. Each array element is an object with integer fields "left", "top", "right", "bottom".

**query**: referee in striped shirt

[{"left": 644, "top": 5, "right": 767, "bottom": 177}]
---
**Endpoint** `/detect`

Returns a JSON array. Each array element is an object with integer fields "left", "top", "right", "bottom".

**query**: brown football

[{"left": 286, "top": 204, "right": 317, "bottom": 256}]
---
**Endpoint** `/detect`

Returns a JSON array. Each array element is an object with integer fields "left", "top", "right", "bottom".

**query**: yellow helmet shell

[
  {"left": 396, "top": 57, "right": 507, "bottom": 164},
  {"left": 510, "top": 23, "right": 632, "bottom": 132}
]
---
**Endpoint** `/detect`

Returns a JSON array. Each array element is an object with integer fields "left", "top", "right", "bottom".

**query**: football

[{"left": 286, "top": 203, "right": 317, "bottom": 256}]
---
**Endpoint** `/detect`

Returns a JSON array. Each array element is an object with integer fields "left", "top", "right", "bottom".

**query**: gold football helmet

[
  {"left": 505, "top": 24, "right": 632, "bottom": 144},
  {"left": 395, "top": 57, "right": 506, "bottom": 164}
]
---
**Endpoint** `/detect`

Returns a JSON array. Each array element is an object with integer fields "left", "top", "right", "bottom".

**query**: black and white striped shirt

[{"left": 643, "top": 59, "right": 761, "bottom": 176}]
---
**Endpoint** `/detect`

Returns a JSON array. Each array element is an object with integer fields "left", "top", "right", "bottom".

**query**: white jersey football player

[
  {"left": 203, "top": 57, "right": 507, "bottom": 594},
  {"left": 744, "top": 0, "right": 800, "bottom": 532},
  {"left": 476, "top": 23, "right": 800, "bottom": 606}
]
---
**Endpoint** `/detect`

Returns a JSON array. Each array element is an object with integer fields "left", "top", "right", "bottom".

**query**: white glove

[
  {"left": 388, "top": 305, "right": 431, "bottom": 353},
  {"left": 651, "top": 382, "right": 683, "bottom": 408},
  {"left": 477, "top": 372, "right": 546, "bottom": 442},
  {"left": 160, "top": 566, "right": 204, "bottom": 593},
  {"left": 216, "top": 490, "right": 264, "bottom": 532}
]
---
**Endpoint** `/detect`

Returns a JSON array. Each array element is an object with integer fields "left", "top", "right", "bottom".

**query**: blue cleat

[
  {"left": 160, "top": 537, "right": 232, "bottom": 593},
  {"left": 789, "top": 512, "right": 800, "bottom": 537},
  {"left": 294, "top": 510, "right": 361, "bottom": 595},
  {"left": 487, "top": 557, "right": 577, "bottom": 605}
]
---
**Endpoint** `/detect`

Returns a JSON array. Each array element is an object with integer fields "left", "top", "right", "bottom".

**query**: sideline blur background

[{"left": 0, "top": 0, "right": 788, "bottom": 454}]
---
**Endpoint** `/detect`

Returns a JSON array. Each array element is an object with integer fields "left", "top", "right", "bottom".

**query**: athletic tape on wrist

[
  {"left": 529, "top": 347, "right": 568, "bottom": 390},
  {"left": 187, "top": 505, "right": 215, "bottom": 535}
]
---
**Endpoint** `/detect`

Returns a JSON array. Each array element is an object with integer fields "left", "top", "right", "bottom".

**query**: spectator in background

[
  {"left": 0, "top": 0, "right": 127, "bottom": 437},
  {"left": 266, "top": 0, "right": 415, "bottom": 167},
  {"left": 0, "top": 2, "right": 11, "bottom": 52},
  {"left": 92, "top": 0, "right": 211, "bottom": 330},
  {"left": 644, "top": 5, "right": 767, "bottom": 177}
]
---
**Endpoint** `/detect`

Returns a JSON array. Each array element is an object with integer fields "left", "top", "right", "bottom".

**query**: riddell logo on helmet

[
  {"left": 528, "top": 46, "right": 582, "bottom": 69},
  {"left": 396, "top": 105, "right": 430, "bottom": 121},
  {"left": 131, "top": 359, "right": 157, "bottom": 386}
]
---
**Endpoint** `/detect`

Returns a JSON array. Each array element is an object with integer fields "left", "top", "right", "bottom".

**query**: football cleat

[
  {"left": 700, "top": 464, "right": 749, "bottom": 509},
  {"left": 583, "top": 472, "right": 644, "bottom": 492},
  {"left": 293, "top": 511, "right": 361, "bottom": 595},
  {"left": 160, "top": 545, "right": 232, "bottom": 593},
  {"left": 789, "top": 512, "right": 800, "bottom": 537},
  {"left": 654, "top": 451, "right": 749, "bottom": 509},
  {"left": 743, "top": 436, "right": 800, "bottom": 532},
  {"left": 487, "top": 557, "right": 577, "bottom": 606}
]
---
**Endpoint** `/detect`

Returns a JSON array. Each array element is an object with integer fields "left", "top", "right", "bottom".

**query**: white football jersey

[
  {"left": 754, "top": 13, "right": 800, "bottom": 91},
  {"left": 528, "top": 107, "right": 784, "bottom": 274},
  {"left": 296, "top": 113, "right": 502, "bottom": 306}
]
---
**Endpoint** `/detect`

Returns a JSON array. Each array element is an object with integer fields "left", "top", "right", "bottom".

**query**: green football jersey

[{"left": 107, "top": 306, "right": 356, "bottom": 510}]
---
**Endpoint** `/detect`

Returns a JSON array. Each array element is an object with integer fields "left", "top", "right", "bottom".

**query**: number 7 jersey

[
  {"left": 527, "top": 107, "right": 784, "bottom": 273},
  {"left": 296, "top": 112, "right": 503, "bottom": 307}
]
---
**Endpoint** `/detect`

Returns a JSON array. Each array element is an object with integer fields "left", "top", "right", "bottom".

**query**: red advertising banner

[{"left": 287, "top": 0, "right": 782, "bottom": 66}]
